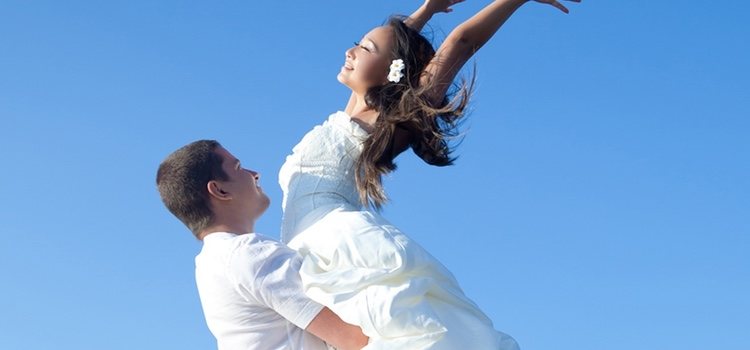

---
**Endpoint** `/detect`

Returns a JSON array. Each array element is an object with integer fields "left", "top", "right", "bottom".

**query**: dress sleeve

[{"left": 229, "top": 239, "right": 325, "bottom": 330}]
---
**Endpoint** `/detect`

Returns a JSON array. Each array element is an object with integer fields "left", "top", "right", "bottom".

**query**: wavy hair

[{"left": 355, "top": 16, "right": 475, "bottom": 209}]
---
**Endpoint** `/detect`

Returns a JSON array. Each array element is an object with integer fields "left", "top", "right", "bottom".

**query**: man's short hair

[{"left": 156, "top": 140, "right": 229, "bottom": 238}]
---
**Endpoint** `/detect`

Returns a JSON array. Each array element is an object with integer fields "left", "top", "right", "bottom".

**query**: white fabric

[
  {"left": 195, "top": 232, "right": 327, "bottom": 350},
  {"left": 279, "top": 111, "right": 520, "bottom": 349}
]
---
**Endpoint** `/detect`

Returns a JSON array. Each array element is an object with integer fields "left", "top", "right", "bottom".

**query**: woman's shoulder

[
  {"left": 327, "top": 111, "right": 369, "bottom": 138},
  {"left": 289, "top": 111, "right": 366, "bottom": 154},
  {"left": 298, "top": 111, "right": 368, "bottom": 145}
]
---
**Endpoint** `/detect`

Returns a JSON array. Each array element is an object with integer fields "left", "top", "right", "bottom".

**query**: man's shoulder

[
  {"left": 202, "top": 231, "right": 285, "bottom": 250},
  {"left": 232, "top": 232, "right": 294, "bottom": 256},
  {"left": 202, "top": 232, "right": 299, "bottom": 273}
]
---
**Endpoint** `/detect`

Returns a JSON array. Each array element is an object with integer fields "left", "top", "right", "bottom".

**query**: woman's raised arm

[{"left": 421, "top": 0, "right": 579, "bottom": 105}]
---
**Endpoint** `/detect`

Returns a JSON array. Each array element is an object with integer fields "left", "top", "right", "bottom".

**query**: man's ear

[{"left": 207, "top": 180, "right": 232, "bottom": 201}]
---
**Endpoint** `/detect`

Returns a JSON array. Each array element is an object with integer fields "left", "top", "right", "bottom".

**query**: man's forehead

[{"left": 215, "top": 146, "right": 239, "bottom": 164}]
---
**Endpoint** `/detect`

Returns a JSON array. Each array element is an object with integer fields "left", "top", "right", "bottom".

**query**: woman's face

[{"left": 337, "top": 26, "right": 395, "bottom": 94}]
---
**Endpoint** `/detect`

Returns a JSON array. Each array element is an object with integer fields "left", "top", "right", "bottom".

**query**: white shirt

[{"left": 195, "top": 232, "right": 327, "bottom": 350}]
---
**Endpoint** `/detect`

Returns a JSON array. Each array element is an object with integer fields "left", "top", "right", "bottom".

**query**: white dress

[{"left": 279, "top": 111, "right": 519, "bottom": 350}]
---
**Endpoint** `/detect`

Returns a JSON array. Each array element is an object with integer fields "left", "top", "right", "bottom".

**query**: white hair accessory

[{"left": 387, "top": 59, "right": 405, "bottom": 83}]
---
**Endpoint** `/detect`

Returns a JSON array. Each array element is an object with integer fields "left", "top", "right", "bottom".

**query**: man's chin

[{"left": 260, "top": 195, "right": 271, "bottom": 212}]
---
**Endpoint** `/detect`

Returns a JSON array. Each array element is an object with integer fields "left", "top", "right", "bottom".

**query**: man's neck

[{"left": 199, "top": 222, "right": 254, "bottom": 240}]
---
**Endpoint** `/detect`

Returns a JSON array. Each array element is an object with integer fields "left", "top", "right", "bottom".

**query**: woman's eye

[{"left": 353, "top": 41, "right": 370, "bottom": 52}]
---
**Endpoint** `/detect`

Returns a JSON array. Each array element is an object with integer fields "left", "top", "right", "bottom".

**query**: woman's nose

[{"left": 345, "top": 46, "right": 355, "bottom": 59}]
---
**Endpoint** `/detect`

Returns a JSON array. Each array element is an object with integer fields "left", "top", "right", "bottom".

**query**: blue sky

[{"left": 1, "top": 1, "right": 748, "bottom": 349}]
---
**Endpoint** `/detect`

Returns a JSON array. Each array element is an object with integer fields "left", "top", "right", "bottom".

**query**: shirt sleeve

[{"left": 229, "top": 237, "right": 324, "bottom": 330}]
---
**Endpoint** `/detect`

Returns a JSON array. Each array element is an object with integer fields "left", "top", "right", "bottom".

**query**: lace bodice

[{"left": 278, "top": 111, "right": 369, "bottom": 242}]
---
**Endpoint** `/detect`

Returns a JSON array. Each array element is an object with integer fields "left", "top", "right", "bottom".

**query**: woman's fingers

[
  {"left": 535, "top": 0, "right": 580, "bottom": 14},
  {"left": 442, "top": 0, "right": 466, "bottom": 13},
  {"left": 552, "top": 1, "right": 569, "bottom": 14}
]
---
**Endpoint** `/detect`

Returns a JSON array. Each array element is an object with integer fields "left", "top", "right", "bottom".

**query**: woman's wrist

[
  {"left": 406, "top": 5, "right": 433, "bottom": 31},
  {"left": 422, "top": 3, "right": 440, "bottom": 17}
]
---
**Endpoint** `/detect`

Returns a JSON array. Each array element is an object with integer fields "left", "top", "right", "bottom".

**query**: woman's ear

[{"left": 207, "top": 180, "right": 232, "bottom": 201}]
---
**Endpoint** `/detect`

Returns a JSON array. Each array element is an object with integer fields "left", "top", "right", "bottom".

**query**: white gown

[{"left": 279, "top": 111, "right": 519, "bottom": 350}]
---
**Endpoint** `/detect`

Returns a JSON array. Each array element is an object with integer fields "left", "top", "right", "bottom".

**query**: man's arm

[
  {"left": 306, "top": 307, "right": 369, "bottom": 350},
  {"left": 243, "top": 240, "right": 368, "bottom": 349}
]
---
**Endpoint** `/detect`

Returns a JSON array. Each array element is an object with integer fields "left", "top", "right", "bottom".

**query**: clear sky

[{"left": 1, "top": 1, "right": 748, "bottom": 349}]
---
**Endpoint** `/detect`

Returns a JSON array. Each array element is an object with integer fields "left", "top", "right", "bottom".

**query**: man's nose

[{"left": 248, "top": 170, "right": 260, "bottom": 180}]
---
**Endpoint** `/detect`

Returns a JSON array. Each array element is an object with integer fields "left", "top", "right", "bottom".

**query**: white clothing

[
  {"left": 279, "top": 111, "right": 520, "bottom": 349},
  {"left": 195, "top": 232, "right": 327, "bottom": 350}
]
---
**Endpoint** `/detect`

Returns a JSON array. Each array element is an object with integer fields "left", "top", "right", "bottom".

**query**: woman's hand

[
  {"left": 423, "top": 0, "right": 466, "bottom": 15},
  {"left": 531, "top": 0, "right": 581, "bottom": 14},
  {"left": 407, "top": 0, "right": 466, "bottom": 31}
]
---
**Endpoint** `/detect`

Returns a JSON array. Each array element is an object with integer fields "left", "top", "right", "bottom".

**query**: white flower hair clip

[{"left": 387, "top": 59, "right": 405, "bottom": 83}]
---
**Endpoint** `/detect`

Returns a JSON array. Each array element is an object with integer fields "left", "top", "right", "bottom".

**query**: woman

[{"left": 279, "top": 0, "right": 578, "bottom": 348}]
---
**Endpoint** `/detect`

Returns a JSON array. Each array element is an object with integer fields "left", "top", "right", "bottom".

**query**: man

[{"left": 156, "top": 140, "right": 368, "bottom": 350}]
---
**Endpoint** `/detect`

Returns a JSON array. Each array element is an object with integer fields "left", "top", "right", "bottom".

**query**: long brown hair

[{"left": 355, "top": 16, "right": 475, "bottom": 209}]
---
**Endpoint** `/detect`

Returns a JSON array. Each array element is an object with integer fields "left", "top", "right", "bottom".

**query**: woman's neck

[{"left": 344, "top": 92, "right": 378, "bottom": 131}]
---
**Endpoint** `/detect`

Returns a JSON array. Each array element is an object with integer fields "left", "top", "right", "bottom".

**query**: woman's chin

[{"left": 337, "top": 74, "right": 352, "bottom": 89}]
